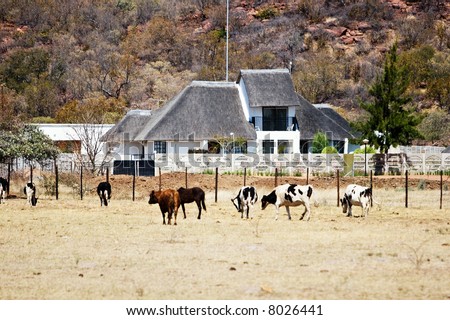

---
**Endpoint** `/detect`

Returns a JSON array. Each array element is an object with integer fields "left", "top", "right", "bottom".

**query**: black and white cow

[
  {"left": 261, "top": 184, "right": 314, "bottom": 221},
  {"left": 97, "top": 181, "right": 112, "bottom": 207},
  {"left": 231, "top": 186, "right": 258, "bottom": 219},
  {"left": 0, "top": 177, "right": 7, "bottom": 204},
  {"left": 340, "top": 184, "right": 372, "bottom": 217},
  {"left": 23, "top": 182, "right": 38, "bottom": 206}
]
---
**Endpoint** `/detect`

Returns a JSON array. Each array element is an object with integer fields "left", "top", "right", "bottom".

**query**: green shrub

[{"left": 321, "top": 146, "right": 338, "bottom": 154}]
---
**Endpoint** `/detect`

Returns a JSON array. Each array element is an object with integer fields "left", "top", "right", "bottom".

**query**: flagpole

[{"left": 226, "top": 0, "right": 229, "bottom": 82}]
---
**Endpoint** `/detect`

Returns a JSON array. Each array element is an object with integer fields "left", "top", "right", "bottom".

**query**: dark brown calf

[
  {"left": 148, "top": 189, "right": 181, "bottom": 225},
  {"left": 177, "top": 187, "right": 206, "bottom": 219}
]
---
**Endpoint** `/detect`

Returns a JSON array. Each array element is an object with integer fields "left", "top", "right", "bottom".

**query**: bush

[
  {"left": 254, "top": 8, "right": 277, "bottom": 21},
  {"left": 321, "top": 146, "right": 338, "bottom": 154},
  {"left": 354, "top": 146, "right": 377, "bottom": 154}
]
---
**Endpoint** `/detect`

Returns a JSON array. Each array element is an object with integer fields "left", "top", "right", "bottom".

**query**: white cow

[
  {"left": 0, "top": 184, "right": 5, "bottom": 204},
  {"left": 0, "top": 177, "right": 7, "bottom": 204},
  {"left": 24, "top": 182, "right": 38, "bottom": 206},
  {"left": 231, "top": 186, "right": 258, "bottom": 219},
  {"left": 340, "top": 184, "right": 372, "bottom": 217},
  {"left": 261, "top": 184, "right": 314, "bottom": 221}
]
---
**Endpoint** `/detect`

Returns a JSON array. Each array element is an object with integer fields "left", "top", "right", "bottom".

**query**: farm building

[
  {"left": 36, "top": 123, "right": 114, "bottom": 155},
  {"left": 102, "top": 69, "right": 357, "bottom": 174}
]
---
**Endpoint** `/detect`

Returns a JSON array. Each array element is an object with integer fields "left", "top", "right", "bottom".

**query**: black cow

[
  {"left": 177, "top": 187, "right": 207, "bottom": 219},
  {"left": 97, "top": 182, "right": 112, "bottom": 207}
]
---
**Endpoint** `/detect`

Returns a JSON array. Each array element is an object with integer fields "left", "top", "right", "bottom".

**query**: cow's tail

[{"left": 201, "top": 194, "right": 207, "bottom": 211}]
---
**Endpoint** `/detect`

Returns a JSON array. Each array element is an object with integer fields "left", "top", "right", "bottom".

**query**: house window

[
  {"left": 263, "top": 107, "right": 287, "bottom": 131},
  {"left": 154, "top": 141, "right": 166, "bottom": 154},
  {"left": 262, "top": 140, "right": 274, "bottom": 154}
]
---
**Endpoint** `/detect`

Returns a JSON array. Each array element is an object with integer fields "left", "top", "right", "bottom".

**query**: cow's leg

[
  {"left": 301, "top": 203, "right": 311, "bottom": 221},
  {"left": 347, "top": 204, "right": 352, "bottom": 217},
  {"left": 167, "top": 208, "right": 173, "bottom": 225},
  {"left": 174, "top": 207, "right": 178, "bottom": 225},
  {"left": 162, "top": 212, "right": 166, "bottom": 225},
  {"left": 246, "top": 205, "right": 250, "bottom": 219},
  {"left": 274, "top": 204, "right": 280, "bottom": 220},
  {"left": 363, "top": 204, "right": 368, "bottom": 217},
  {"left": 196, "top": 201, "right": 202, "bottom": 219},
  {"left": 286, "top": 206, "right": 291, "bottom": 220},
  {"left": 181, "top": 203, "right": 186, "bottom": 219}
]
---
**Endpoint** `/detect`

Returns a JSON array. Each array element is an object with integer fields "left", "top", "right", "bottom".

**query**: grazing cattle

[
  {"left": 97, "top": 182, "right": 112, "bottom": 207},
  {"left": 23, "top": 182, "right": 38, "bottom": 206},
  {"left": 0, "top": 177, "right": 7, "bottom": 204},
  {"left": 148, "top": 189, "right": 181, "bottom": 225},
  {"left": 231, "top": 186, "right": 258, "bottom": 219},
  {"left": 177, "top": 187, "right": 206, "bottom": 219},
  {"left": 340, "top": 184, "right": 372, "bottom": 218},
  {"left": 261, "top": 184, "right": 313, "bottom": 221}
]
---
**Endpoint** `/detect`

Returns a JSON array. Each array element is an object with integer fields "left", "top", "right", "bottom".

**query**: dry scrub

[{"left": 0, "top": 183, "right": 449, "bottom": 300}]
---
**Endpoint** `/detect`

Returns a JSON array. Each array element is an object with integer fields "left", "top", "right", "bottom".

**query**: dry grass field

[{"left": 0, "top": 173, "right": 449, "bottom": 300}]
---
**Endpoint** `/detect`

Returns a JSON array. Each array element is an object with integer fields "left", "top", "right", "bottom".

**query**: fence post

[
  {"left": 132, "top": 170, "right": 136, "bottom": 202},
  {"left": 7, "top": 162, "right": 11, "bottom": 195},
  {"left": 159, "top": 167, "right": 162, "bottom": 191},
  {"left": 405, "top": 169, "right": 408, "bottom": 208},
  {"left": 336, "top": 169, "right": 340, "bottom": 207},
  {"left": 80, "top": 163, "right": 83, "bottom": 200},
  {"left": 55, "top": 159, "right": 59, "bottom": 200},
  {"left": 370, "top": 170, "right": 373, "bottom": 207},
  {"left": 215, "top": 167, "right": 218, "bottom": 203},
  {"left": 106, "top": 167, "right": 109, "bottom": 183},
  {"left": 440, "top": 170, "right": 443, "bottom": 210},
  {"left": 243, "top": 167, "right": 247, "bottom": 186},
  {"left": 185, "top": 167, "right": 188, "bottom": 189},
  {"left": 274, "top": 168, "right": 278, "bottom": 187}
]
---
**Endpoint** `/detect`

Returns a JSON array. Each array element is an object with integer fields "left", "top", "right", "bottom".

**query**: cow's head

[
  {"left": 261, "top": 195, "right": 269, "bottom": 210},
  {"left": 148, "top": 190, "right": 159, "bottom": 204},
  {"left": 231, "top": 197, "right": 242, "bottom": 212},
  {"left": 340, "top": 197, "right": 348, "bottom": 213}
]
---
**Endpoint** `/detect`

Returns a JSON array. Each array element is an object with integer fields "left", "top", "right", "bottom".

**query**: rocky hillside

[{"left": 0, "top": 0, "right": 449, "bottom": 143}]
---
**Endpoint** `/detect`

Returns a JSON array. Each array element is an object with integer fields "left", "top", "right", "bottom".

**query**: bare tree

[{"left": 70, "top": 110, "right": 112, "bottom": 174}]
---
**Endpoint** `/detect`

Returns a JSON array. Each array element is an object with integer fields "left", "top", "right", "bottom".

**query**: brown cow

[{"left": 148, "top": 189, "right": 181, "bottom": 225}]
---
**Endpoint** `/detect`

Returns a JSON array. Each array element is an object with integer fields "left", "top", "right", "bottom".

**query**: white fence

[
  {"left": 151, "top": 153, "right": 450, "bottom": 176},
  {"left": 1, "top": 153, "right": 449, "bottom": 177}
]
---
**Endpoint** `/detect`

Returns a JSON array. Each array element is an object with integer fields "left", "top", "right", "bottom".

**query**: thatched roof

[
  {"left": 237, "top": 69, "right": 299, "bottom": 107},
  {"left": 101, "top": 110, "right": 152, "bottom": 142},
  {"left": 134, "top": 81, "right": 257, "bottom": 141},
  {"left": 296, "top": 95, "right": 356, "bottom": 140},
  {"left": 314, "top": 104, "right": 358, "bottom": 138}
]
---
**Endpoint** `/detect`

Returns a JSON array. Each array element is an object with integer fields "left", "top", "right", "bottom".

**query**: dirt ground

[{"left": 0, "top": 172, "right": 449, "bottom": 300}]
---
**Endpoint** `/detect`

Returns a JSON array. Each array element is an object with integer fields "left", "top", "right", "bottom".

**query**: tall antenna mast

[{"left": 226, "top": 0, "right": 229, "bottom": 82}]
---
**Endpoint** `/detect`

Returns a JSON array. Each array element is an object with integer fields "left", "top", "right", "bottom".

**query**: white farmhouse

[{"left": 102, "top": 69, "right": 357, "bottom": 175}]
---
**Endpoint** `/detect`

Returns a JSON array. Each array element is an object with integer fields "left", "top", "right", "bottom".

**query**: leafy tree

[
  {"left": 0, "top": 48, "right": 50, "bottom": 93},
  {"left": 0, "top": 125, "right": 60, "bottom": 165},
  {"left": 312, "top": 132, "right": 329, "bottom": 153},
  {"left": 418, "top": 110, "right": 450, "bottom": 144},
  {"left": 292, "top": 51, "right": 341, "bottom": 103},
  {"left": 19, "top": 125, "right": 60, "bottom": 164},
  {"left": 352, "top": 43, "right": 422, "bottom": 154},
  {"left": 55, "top": 97, "right": 125, "bottom": 124}
]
